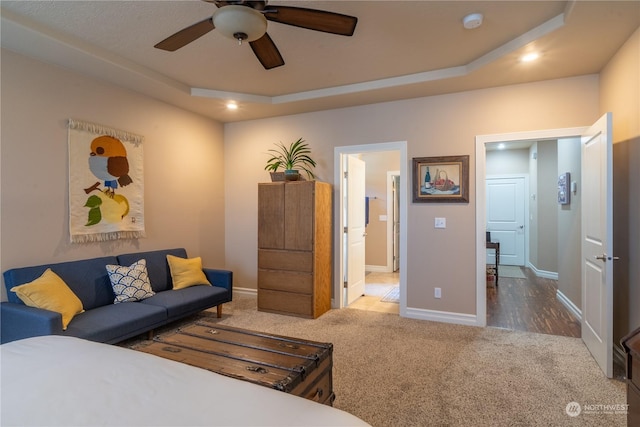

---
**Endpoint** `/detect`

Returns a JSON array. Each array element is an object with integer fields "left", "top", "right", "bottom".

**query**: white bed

[{"left": 1, "top": 335, "right": 370, "bottom": 426}]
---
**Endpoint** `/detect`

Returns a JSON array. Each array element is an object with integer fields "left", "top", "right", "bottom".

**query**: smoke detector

[{"left": 463, "top": 13, "right": 483, "bottom": 30}]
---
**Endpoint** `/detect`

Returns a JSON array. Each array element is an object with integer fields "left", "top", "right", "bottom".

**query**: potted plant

[{"left": 264, "top": 138, "right": 317, "bottom": 181}]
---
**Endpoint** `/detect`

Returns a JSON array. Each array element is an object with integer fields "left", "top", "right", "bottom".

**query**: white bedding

[{"left": 1, "top": 335, "right": 370, "bottom": 427}]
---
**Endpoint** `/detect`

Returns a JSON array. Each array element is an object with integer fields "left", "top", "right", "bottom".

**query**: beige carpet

[{"left": 125, "top": 295, "right": 626, "bottom": 427}]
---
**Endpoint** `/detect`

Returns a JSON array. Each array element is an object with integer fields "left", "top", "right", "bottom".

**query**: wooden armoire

[{"left": 257, "top": 181, "right": 332, "bottom": 319}]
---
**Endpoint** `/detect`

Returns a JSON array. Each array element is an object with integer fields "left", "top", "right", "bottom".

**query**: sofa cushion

[
  {"left": 106, "top": 259, "right": 155, "bottom": 303},
  {"left": 3, "top": 256, "right": 118, "bottom": 310},
  {"left": 142, "top": 285, "right": 228, "bottom": 320},
  {"left": 64, "top": 302, "right": 166, "bottom": 344},
  {"left": 117, "top": 249, "right": 187, "bottom": 292},
  {"left": 166, "top": 255, "right": 211, "bottom": 290},
  {"left": 10, "top": 269, "right": 84, "bottom": 330}
]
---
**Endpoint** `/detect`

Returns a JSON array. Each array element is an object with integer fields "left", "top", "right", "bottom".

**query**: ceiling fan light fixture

[{"left": 213, "top": 5, "right": 267, "bottom": 43}]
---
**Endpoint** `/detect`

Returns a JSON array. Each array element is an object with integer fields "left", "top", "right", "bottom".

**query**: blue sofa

[{"left": 1, "top": 248, "right": 232, "bottom": 344}]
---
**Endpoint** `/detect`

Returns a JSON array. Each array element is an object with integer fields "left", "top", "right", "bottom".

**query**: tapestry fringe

[
  {"left": 70, "top": 230, "right": 146, "bottom": 244},
  {"left": 68, "top": 119, "right": 144, "bottom": 146}
]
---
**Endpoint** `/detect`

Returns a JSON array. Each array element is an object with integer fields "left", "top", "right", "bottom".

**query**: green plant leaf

[
  {"left": 84, "top": 195, "right": 102, "bottom": 208},
  {"left": 85, "top": 206, "right": 102, "bottom": 226}
]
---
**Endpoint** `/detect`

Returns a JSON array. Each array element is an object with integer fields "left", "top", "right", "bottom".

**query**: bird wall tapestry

[{"left": 68, "top": 119, "right": 145, "bottom": 243}]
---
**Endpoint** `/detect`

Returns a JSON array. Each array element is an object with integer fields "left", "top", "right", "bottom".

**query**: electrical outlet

[
  {"left": 434, "top": 287, "right": 441, "bottom": 299},
  {"left": 435, "top": 217, "right": 446, "bottom": 229}
]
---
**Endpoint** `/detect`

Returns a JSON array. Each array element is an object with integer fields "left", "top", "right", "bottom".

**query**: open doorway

[
  {"left": 351, "top": 168, "right": 401, "bottom": 314},
  {"left": 333, "top": 142, "right": 408, "bottom": 315},
  {"left": 484, "top": 140, "right": 580, "bottom": 337},
  {"left": 476, "top": 114, "right": 616, "bottom": 378}
]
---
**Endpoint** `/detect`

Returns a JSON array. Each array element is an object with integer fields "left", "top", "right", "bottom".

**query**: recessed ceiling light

[
  {"left": 463, "top": 13, "right": 483, "bottom": 30},
  {"left": 498, "top": 143, "right": 506, "bottom": 150},
  {"left": 226, "top": 101, "right": 238, "bottom": 110},
  {"left": 521, "top": 52, "right": 540, "bottom": 62}
]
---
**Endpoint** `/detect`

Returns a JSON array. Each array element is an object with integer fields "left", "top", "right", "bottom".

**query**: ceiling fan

[{"left": 154, "top": 0, "right": 358, "bottom": 70}]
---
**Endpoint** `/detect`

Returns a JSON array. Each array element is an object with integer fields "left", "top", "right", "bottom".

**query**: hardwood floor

[
  {"left": 350, "top": 268, "right": 581, "bottom": 338},
  {"left": 487, "top": 266, "right": 581, "bottom": 337}
]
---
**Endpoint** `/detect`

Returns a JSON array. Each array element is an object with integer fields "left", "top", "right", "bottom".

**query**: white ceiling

[{"left": 1, "top": 1, "right": 638, "bottom": 123}]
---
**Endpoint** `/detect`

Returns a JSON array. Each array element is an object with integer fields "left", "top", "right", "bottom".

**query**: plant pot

[
  {"left": 270, "top": 172, "right": 285, "bottom": 182},
  {"left": 284, "top": 170, "right": 300, "bottom": 181}
]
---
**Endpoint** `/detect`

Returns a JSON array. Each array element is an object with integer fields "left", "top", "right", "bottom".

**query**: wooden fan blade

[
  {"left": 264, "top": 6, "right": 357, "bottom": 36},
  {"left": 154, "top": 18, "right": 215, "bottom": 51},
  {"left": 250, "top": 33, "right": 284, "bottom": 70}
]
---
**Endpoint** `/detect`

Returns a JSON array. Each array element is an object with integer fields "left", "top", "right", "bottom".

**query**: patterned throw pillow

[{"left": 106, "top": 259, "right": 155, "bottom": 304}]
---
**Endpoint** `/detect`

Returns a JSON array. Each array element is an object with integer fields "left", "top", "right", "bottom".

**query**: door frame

[
  {"left": 475, "top": 127, "right": 586, "bottom": 326},
  {"left": 334, "top": 142, "right": 408, "bottom": 313}
]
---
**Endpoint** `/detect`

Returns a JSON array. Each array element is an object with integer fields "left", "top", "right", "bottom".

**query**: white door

[
  {"left": 581, "top": 113, "right": 614, "bottom": 378},
  {"left": 393, "top": 175, "right": 400, "bottom": 272},
  {"left": 346, "top": 155, "right": 366, "bottom": 305},
  {"left": 486, "top": 177, "right": 526, "bottom": 266}
]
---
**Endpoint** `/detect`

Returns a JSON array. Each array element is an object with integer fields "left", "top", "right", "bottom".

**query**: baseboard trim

[
  {"left": 233, "top": 287, "right": 257, "bottom": 297},
  {"left": 365, "top": 265, "right": 392, "bottom": 273},
  {"left": 556, "top": 289, "right": 582, "bottom": 321},
  {"left": 527, "top": 263, "right": 559, "bottom": 280},
  {"left": 404, "top": 307, "right": 479, "bottom": 327}
]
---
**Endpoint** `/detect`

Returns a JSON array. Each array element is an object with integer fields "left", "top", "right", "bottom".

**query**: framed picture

[
  {"left": 412, "top": 155, "right": 469, "bottom": 203},
  {"left": 558, "top": 172, "right": 570, "bottom": 205}
]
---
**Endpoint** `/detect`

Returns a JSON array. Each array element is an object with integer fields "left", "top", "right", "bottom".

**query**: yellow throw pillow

[
  {"left": 166, "top": 255, "right": 211, "bottom": 290},
  {"left": 10, "top": 268, "right": 84, "bottom": 330}
]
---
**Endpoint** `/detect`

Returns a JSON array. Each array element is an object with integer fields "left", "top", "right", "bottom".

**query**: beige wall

[
  {"left": 557, "top": 138, "right": 582, "bottom": 307},
  {"left": 486, "top": 149, "right": 530, "bottom": 175},
  {"left": 600, "top": 27, "right": 640, "bottom": 340},
  {"left": 536, "top": 140, "right": 558, "bottom": 274},
  {"left": 0, "top": 49, "right": 226, "bottom": 301},
  {"left": 224, "top": 76, "right": 599, "bottom": 315}
]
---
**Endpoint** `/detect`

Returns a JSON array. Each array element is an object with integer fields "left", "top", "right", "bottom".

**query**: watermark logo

[
  {"left": 566, "top": 401, "right": 581, "bottom": 417},
  {"left": 565, "top": 401, "right": 628, "bottom": 417}
]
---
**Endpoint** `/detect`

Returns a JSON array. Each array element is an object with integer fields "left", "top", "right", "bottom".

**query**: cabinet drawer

[
  {"left": 258, "top": 289, "right": 313, "bottom": 317},
  {"left": 258, "top": 250, "right": 313, "bottom": 272},
  {"left": 258, "top": 270, "right": 313, "bottom": 294}
]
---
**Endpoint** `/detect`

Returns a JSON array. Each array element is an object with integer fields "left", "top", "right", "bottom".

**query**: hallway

[{"left": 487, "top": 266, "right": 580, "bottom": 337}]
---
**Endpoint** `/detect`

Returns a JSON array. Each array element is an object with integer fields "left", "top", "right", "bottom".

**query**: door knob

[{"left": 594, "top": 254, "right": 619, "bottom": 261}]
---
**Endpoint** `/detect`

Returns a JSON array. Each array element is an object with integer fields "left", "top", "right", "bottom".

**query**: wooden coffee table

[{"left": 136, "top": 320, "right": 335, "bottom": 406}]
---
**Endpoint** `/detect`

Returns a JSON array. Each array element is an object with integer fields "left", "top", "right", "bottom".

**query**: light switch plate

[{"left": 435, "top": 217, "right": 446, "bottom": 229}]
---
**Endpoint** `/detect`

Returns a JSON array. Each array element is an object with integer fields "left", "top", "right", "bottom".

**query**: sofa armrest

[
  {"left": 0, "top": 302, "right": 64, "bottom": 344},
  {"left": 203, "top": 268, "right": 233, "bottom": 296}
]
